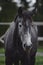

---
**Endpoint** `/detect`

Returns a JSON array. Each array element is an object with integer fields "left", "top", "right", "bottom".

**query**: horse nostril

[
  {"left": 24, "top": 44, "right": 26, "bottom": 47},
  {"left": 26, "top": 44, "right": 32, "bottom": 50},
  {"left": 26, "top": 46, "right": 30, "bottom": 49}
]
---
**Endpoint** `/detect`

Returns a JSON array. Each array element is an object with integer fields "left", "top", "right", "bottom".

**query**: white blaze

[
  {"left": 23, "top": 31, "right": 32, "bottom": 46},
  {"left": 18, "top": 21, "right": 32, "bottom": 49}
]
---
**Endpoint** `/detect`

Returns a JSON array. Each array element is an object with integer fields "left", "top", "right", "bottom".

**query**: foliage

[
  {"left": 32, "top": 0, "right": 43, "bottom": 21},
  {"left": 38, "top": 0, "right": 43, "bottom": 15},
  {"left": 20, "top": 0, "right": 31, "bottom": 9},
  {"left": 0, "top": 2, "right": 18, "bottom": 22},
  {"left": 0, "top": 0, "right": 43, "bottom": 22}
]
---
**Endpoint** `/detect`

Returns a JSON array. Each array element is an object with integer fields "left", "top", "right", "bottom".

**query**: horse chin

[{"left": 23, "top": 46, "right": 31, "bottom": 54}]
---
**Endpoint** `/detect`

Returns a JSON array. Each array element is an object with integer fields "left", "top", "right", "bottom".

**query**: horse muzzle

[{"left": 24, "top": 43, "right": 32, "bottom": 53}]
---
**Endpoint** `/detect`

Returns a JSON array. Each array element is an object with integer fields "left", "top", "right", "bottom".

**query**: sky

[
  {"left": 12, "top": 0, "right": 36, "bottom": 6},
  {"left": 13, "top": 0, "right": 36, "bottom": 3}
]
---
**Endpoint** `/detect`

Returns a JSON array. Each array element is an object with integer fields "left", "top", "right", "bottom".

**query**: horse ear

[{"left": 18, "top": 7, "right": 23, "bottom": 15}]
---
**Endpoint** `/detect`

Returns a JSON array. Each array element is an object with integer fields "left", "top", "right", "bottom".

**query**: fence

[{"left": 0, "top": 22, "right": 43, "bottom": 44}]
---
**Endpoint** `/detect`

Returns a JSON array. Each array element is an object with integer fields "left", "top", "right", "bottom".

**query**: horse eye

[
  {"left": 19, "top": 24, "right": 22, "bottom": 27},
  {"left": 18, "top": 22, "right": 22, "bottom": 27}
]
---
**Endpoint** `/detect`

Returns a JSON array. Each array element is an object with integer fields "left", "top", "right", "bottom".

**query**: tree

[
  {"left": 34, "top": 0, "right": 43, "bottom": 15},
  {"left": 39, "top": 0, "right": 43, "bottom": 14},
  {"left": 32, "top": 0, "right": 43, "bottom": 21},
  {"left": 0, "top": 0, "right": 12, "bottom": 3},
  {"left": 20, "top": 0, "right": 31, "bottom": 9},
  {"left": 0, "top": 0, "right": 18, "bottom": 22}
]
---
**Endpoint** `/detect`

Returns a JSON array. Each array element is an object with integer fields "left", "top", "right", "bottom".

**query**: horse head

[{"left": 15, "top": 9, "right": 33, "bottom": 52}]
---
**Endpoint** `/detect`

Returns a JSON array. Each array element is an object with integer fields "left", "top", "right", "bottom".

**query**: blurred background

[{"left": 0, "top": 0, "right": 43, "bottom": 65}]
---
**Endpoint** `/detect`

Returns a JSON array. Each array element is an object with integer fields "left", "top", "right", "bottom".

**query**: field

[
  {"left": 35, "top": 56, "right": 43, "bottom": 65},
  {"left": 0, "top": 56, "right": 43, "bottom": 65},
  {"left": 0, "top": 56, "right": 5, "bottom": 65},
  {"left": 0, "top": 48, "right": 43, "bottom": 65}
]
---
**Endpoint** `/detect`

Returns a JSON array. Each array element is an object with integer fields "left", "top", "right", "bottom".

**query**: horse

[{"left": 4, "top": 7, "right": 38, "bottom": 65}]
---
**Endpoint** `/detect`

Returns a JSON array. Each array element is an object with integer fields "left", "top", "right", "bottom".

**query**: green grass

[
  {"left": 35, "top": 56, "right": 43, "bottom": 65},
  {"left": 0, "top": 48, "right": 5, "bottom": 53},
  {"left": 37, "top": 47, "right": 43, "bottom": 52},
  {"left": 0, "top": 56, "right": 43, "bottom": 65},
  {"left": 0, "top": 56, "right": 5, "bottom": 65}
]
